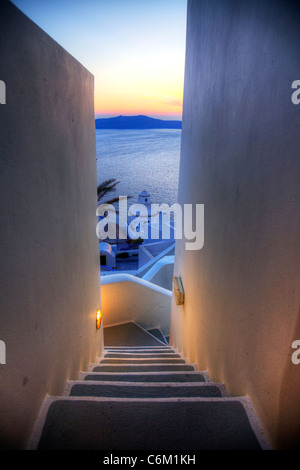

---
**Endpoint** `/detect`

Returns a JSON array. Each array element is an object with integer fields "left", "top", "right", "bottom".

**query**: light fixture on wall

[
  {"left": 173, "top": 276, "right": 185, "bottom": 305},
  {"left": 96, "top": 309, "right": 102, "bottom": 329}
]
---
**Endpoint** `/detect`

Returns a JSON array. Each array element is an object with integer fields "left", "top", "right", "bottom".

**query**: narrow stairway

[{"left": 28, "top": 322, "right": 270, "bottom": 450}]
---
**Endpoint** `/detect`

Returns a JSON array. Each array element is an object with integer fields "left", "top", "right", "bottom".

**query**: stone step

[
  {"left": 81, "top": 371, "right": 208, "bottom": 382},
  {"left": 99, "top": 358, "right": 186, "bottom": 364},
  {"left": 64, "top": 381, "right": 226, "bottom": 398},
  {"left": 103, "top": 352, "right": 182, "bottom": 358},
  {"left": 104, "top": 348, "right": 175, "bottom": 354},
  {"left": 31, "top": 396, "right": 267, "bottom": 450},
  {"left": 91, "top": 364, "right": 196, "bottom": 373}
]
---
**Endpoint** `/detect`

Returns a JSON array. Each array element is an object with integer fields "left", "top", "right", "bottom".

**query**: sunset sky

[{"left": 12, "top": 0, "right": 187, "bottom": 120}]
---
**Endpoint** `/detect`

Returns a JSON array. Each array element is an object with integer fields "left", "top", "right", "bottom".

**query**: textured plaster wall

[
  {"left": 170, "top": 0, "right": 300, "bottom": 449},
  {"left": 0, "top": 1, "right": 103, "bottom": 448}
]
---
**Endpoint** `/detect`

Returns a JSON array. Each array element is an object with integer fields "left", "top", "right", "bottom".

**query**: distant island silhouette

[{"left": 95, "top": 115, "right": 182, "bottom": 130}]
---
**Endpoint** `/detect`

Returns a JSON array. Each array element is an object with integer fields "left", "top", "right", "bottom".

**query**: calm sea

[{"left": 96, "top": 129, "right": 181, "bottom": 206}]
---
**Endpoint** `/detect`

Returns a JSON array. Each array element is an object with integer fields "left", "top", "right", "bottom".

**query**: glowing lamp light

[
  {"left": 173, "top": 276, "right": 185, "bottom": 306},
  {"left": 96, "top": 309, "right": 102, "bottom": 329}
]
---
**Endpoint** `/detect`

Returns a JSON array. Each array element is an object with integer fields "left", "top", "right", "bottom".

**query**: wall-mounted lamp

[
  {"left": 96, "top": 309, "right": 102, "bottom": 329},
  {"left": 173, "top": 276, "right": 185, "bottom": 306}
]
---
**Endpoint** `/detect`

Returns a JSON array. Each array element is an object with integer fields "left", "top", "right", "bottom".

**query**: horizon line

[{"left": 94, "top": 113, "right": 182, "bottom": 121}]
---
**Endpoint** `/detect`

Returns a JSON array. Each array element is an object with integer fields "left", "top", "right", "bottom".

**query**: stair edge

[{"left": 27, "top": 395, "right": 271, "bottom": 451}]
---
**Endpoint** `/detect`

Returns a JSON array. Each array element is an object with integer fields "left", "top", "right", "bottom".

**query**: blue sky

[{"left": 12, "top": 0, "right": 187, "bottom": 119}]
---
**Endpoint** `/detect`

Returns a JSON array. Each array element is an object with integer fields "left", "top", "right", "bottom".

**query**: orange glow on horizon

[
  {"left": 94, "top": 104, "right": 183, "bottom": 119},
  {"left": 93, "top": 51, "right": 185, "bottom": 119},
  {"left": 94, "top": 89, "right": 183, "bottom": 120}
]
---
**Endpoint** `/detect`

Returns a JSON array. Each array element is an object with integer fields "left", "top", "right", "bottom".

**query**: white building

[{"left": 100, "top": 242, "right": 116, "bottom": 269}]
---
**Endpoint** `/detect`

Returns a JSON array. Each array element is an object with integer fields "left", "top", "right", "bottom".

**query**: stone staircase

[{"left": 28, "top": 322, "right": 270, "bottom": 450}]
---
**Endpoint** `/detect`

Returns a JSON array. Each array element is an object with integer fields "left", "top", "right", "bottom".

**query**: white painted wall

[
  {"left": 101, "top": 274, "right": 172, "bottom": 336},
  {"left": 142, "top": 256, "right": 174, "bottom": 291},
  {"left": 0, "top": 1, "right": 103, "bottom": 449},
  {"left": 136, "top": 242, "right": 175, "bottom": 277},
  {"left": 138, "top": 241, "right": 175, "bottom": 269},
  {"left": 170, "top": 0, "right": 300, "bottom": 449}
]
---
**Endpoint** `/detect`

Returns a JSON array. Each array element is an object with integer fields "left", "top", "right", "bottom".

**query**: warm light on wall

[
  {"left": 96, "top": 309, "right": 102, "bottom": 329},
  {"left": 173, "top": 276, "right": 185, "bottom": 306}
]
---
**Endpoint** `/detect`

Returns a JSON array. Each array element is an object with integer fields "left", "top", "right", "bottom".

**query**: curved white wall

[
  {"left": 101, "top": 274, "right": 172, "bottom": 336},
  {"left": 142, "top": 256, "right": 174, "bottom": 291}
]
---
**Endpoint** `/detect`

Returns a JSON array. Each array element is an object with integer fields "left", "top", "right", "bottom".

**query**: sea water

[{"left": 96, "top": 128, "right": 181, "bottom": 206}]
